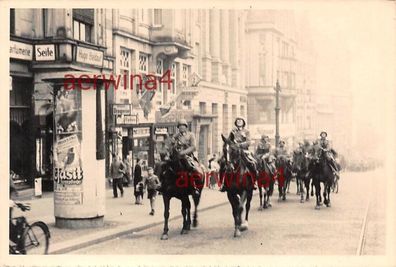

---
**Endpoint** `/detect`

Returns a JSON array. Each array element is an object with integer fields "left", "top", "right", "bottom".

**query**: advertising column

[{"left": 53, "top": 84, "right": 105, "bottom": 228}]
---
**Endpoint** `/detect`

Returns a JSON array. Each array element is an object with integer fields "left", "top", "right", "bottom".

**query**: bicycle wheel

[{"left": 21, "top": 221, "right": 50, "bottom": 254}]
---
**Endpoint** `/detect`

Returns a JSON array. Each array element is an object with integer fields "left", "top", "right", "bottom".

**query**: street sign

[{"left": 133, "top": 127, "right": 150, "bottom": 138}]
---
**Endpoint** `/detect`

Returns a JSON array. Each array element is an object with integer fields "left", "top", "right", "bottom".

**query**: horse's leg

[
  {"left": 326, "top": 182, "right": 332, "bottom": 207},
  {"left": 161, "top": 195, "right": 171, "bottom": 240},
  {"left": 258, "top": 187, "right": 263, "bottom": 211},
  {"left": 240, "top": 190, "right": 249, "bottom": 231},
  {"left": 180, "top": 197, "right": 188, "bottom": 235},
  {"left": 310, "top": 179, "right": 314, "bottom": 197},
  {"left": 192, "top": 189, "right": 201, "bottom": 227},
  {"left": 323, "top": 183, "right": 328, "bottom": 206},
  {"left": 305, "top": 178, "right": 310, "bottom": 201},
  {"left": 227, "top": 191, "right": 241, "bottom": 238},
  {"left": 314, "top": 180, "right": 321, "bottom": 210},
  {"left": 268, "top": 179, "right": 274, "bottom": 207},
  {"left": 186, "top": 197, "right": 192, "bottom": 230},
  {"left": 299, "top": 176, "right": 305, "bottom": 203}
]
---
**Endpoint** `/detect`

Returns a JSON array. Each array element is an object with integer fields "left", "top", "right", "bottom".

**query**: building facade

[{"left": 245, "top": 10, "right": 298, "bottom": 149}]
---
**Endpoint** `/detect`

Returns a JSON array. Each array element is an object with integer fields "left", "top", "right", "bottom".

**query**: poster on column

[{"left": 53, "top": 88, "right": 84, "bottom": 205}]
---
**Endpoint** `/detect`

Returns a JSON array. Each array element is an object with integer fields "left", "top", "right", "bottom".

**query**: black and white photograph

[{"left": 2, "top": 1, "right": 396, "bottom": 267}]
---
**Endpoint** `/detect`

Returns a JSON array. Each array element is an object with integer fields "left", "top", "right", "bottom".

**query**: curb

[{"left": 49, "top": 198, "right": 231, "bottom": 254}]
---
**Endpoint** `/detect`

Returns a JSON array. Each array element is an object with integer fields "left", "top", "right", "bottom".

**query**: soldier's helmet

[
  {"left": 261, "top": 134, "right": 268, "bottom": 140},
  {"left": 303, "top": 139, "right": 310, "bottom": 146},
  {"left": 177, "top": 119, "right": 189, "bottom": 128},
  {"left": 320, "top": 131, "right": 328, "bottom": 138},
  {"left": 234, "top": 117, "right": 246, "bottom": 127}
]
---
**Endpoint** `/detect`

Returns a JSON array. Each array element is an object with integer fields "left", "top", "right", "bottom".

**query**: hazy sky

[{"left": 299, "top": 2, "right": 394, "bottom": 150}]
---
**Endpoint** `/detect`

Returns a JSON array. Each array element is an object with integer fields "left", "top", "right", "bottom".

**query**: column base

[{"left": 55, "top": 216, "right": 104, "bottom": 229}]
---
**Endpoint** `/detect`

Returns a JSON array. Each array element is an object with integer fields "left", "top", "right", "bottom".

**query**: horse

[
  {"left": 309, "top": 148, "right": 337, "bottom": 209},
  {"left": 257, "top": 154, "right": 276, "bottom": 210},
  {"left": 275, "top": 155, "right": 294, "bottom": 201},
  {"left": 292, "top": 151, "right": 312, "bottom": 203},
  {"left": 159, "top": 146, "right": 205, "bottom": 240},
  {"left": 219, "top": 134, "right": 254, "bottom": 238}
]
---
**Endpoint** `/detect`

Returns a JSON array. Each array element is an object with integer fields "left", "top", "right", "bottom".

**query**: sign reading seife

[{"left": 35, "top": 44, "right": 55, "bottom": 61}]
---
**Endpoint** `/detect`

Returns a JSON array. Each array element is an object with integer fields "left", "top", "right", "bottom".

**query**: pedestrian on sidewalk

[
  {"left": 134, "top": 158, "right": 143, "bottom": 204},
  {"left": 123, "top": 156, "right": 132, "bottom": 187},
  {"left": 143, "top": 167, "right": 161, "bottom": 215},
  {"left": 110, "top": 153, "right": 125, "bottom": 198}
]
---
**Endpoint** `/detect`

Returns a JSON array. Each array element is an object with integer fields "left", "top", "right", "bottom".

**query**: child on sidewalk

[{"left": 143, "top": 167, "right": 161, "bottom": 215}]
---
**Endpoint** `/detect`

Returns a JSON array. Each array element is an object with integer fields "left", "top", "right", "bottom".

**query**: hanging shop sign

[
  {"left": 112, "top": 104, "right": 131, "bottom": 115},
  {"left": 35, "top": 44, "right": 55, "bottom": 61},
  {"left": 133, "top": 127, "right": 150, "bottom": 138},
  {"left": 10, "top": 41, "right": 33, "bottom": 61},
  {"left": 76, "top": 46, "right": 103, "bottom": 67},
  {"left": 155, "top": 127, "right": 168, "bottom": 135}
]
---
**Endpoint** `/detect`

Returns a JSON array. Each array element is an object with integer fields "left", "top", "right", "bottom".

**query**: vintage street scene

[{"left": 7, "top": 5, "right": 393, "bottom": 260}]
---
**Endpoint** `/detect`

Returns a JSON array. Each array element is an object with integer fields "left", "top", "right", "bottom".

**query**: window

[
  {"left": 153, "top": 9, "right": 162, "bottom": 26},
  {"left": 232, "top": 105, "right": 237, "bottom": 121},
  {"left": 141, "top": 9, "right": 149, "bottom": 24},
  {"left": 199, "top": 102, "right": 206, "bottom": 114},
  {"left": 240, "top": 105, "right": 245, "bottom": 118},
  {"left": 182, "top": 64, "right": 189, "bottom": 87},
  {"left": 119, "top": 49, "right": 131, "bottom": 89},
  {"left": 139, "top": 53, "right": 148, "bottom": 73},
  {"left": 155, "top": 59, "right": 163, "bottom": 95},
  {"left": 175, "top": 10, "right": 183, "bottom": 30},
  {"left": 259, "top": 53, "right": 266, "bottom": 86},
  {"left": 212, "top": 103, "right": 218, "bottom": 115},
  {"left": 10, "top": 9, "right": 15, "bottom": 34},
  {"left": 73, "top": 9, "right": 93, "bottom": 43},
  {"left": 222, "top": 104, "right": 228, "bottom": 134}
]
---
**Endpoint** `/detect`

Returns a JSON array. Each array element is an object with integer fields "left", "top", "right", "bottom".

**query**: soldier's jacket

[
  {"left": 255, "top": 141, "right": 271, "bottom": 157},
  {"left": 230, "top": 127, "right": 251, "bottom": 149},
  {"left": 171, "top": 131, "right": 196, "bottom": 154},
  {"left": 274, "top": 147, "right": 289, "bottom": 160}
]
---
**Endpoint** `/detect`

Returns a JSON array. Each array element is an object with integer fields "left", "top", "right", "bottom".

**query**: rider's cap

[
  {"left": 279, "top": 140, "right": 285, "bottom": 145},
  {"left": 177, "top": 119, "right": 188, "bottom": 128},
  {"left": 234, "top": 117, "right": 246, "bottom": 127},
  {"left": 320, "top": 131, "right": 328, "bottom": 138}
]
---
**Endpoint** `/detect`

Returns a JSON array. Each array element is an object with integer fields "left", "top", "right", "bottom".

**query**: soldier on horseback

[
  {"left": 317, "top": 131, "right": 339, "bottom": 178},
  {"left": 274, "top": 139, "right": 290, "bottom": 161},
  {"left": 168, "top": 119, "right": 201, "bottom": 196},
  {"left": 219, "top": 117, "right": 257, "bottom": 192},
  {"left": 255, "top": 135, "right": 276, "bottom": 173}
]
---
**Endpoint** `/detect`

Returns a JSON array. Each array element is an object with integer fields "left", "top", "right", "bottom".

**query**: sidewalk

[{"left": 12, "top": 185, "right": 230, "bottom": 254}]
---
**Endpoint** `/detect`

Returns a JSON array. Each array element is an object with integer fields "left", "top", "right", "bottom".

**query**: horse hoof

[
  {"left": 258, "top": 207, "right": 263, "bottom": 211},
  {"left": 263, "top": 204, "right": 268, "bottom": 209},
  {"left": 240, "top": 221, "right": 249, "bottom": 232},
  {"left": 180, "top": 229, "right": 189, "bottom": 235},
  {"left": 268, "top": 202, "right": 272, "bottom": 207},
  {"left": 300, "top": 199, "right": 305, "bottom": 203},
  {"left": 315, "top": 205, "right": 320, "bottom": 210},
  {"left": 192, "top": 220, "right": 198, "bottom": 228},
  {"left": 282, "top": 196, "right": 286, "bottom": 201},
  {"left": 234, "top": 229, "right": 241, "bottom": 238},
  {"left": 186, "top": 224, "right": 191, "bottom": 230},
  {"left": 161, "top": 234, "right": 169, "bottom": 240},
  {"left": 326, "top": 203, "right": 331, "bottom": 207}
]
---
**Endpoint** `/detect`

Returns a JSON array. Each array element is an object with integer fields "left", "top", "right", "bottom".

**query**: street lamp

[{"left": 274, "top": 79, "right": 281, "bottom": 148}]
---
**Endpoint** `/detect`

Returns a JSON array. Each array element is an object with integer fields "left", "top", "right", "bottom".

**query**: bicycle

[{"left": 9, "top": 202, "right": 51, "bottom": 255}]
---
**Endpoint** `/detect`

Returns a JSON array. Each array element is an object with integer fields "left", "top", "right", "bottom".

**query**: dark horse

[
  {"left": 257, "top": 155, "right": 276, "bottom": 210},
  {"left": 309, "top": 148, "right": 337, "bottom": 209},
  {"left": 159, "top": 146, "right": 205, "bottom": 240},
  {"left": 219, "top": 134, "right": 254, "bottom": 237},
  {"left": 275, "top": 156, "right": 293, "bottom": 201},
  {"left": 292, "top": 151, "right": 312, "bottom": 203}
]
